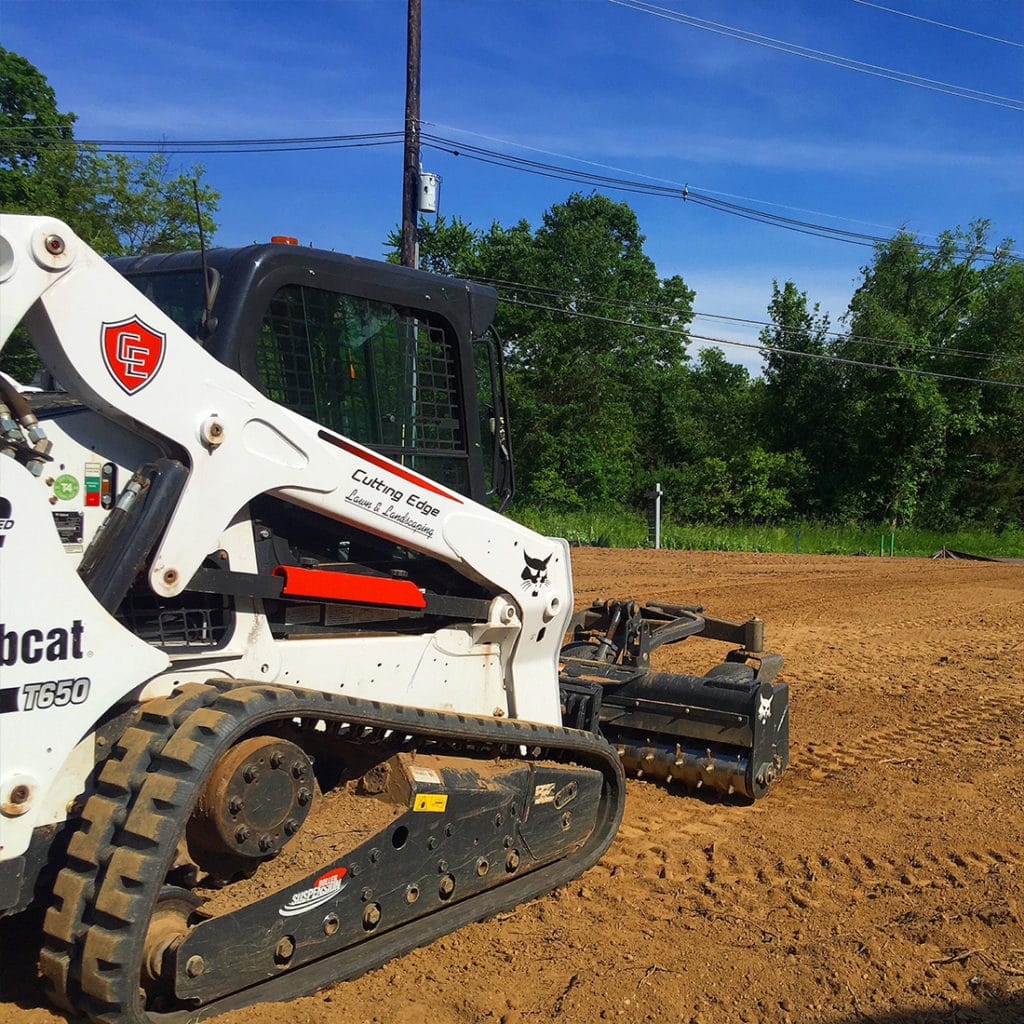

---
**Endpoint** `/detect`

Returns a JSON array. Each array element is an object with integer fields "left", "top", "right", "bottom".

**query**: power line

[
  {"left": 6, "top": 125, "right": 1018, "bottom": 262},
  {"left": 15, "top": 125, "right": 944, "bottom": 253},
  {"left": 849, "top": 0, "right": 1024, "bottom": 49},
  {"left": 0, "top": 129, "right": 404, "bottom": 155},
  {"left": 691, "top": 309, "right": 1015, "bottom": 364},
  {"left": 473, "top": 274, "right": 1020, "bottom": 364},
  {"left": 473, "top": 275, "right": 1013, "bottom": 363},
  {"left": 610, "top": 1, "right": 1024, "bottom": 112},
  {"left": 4, "top": 116, "right": 1000, "bottom": 255},
  {"left": 498, "top": 295, "right": 1024, "bottom": 390},
  {"left": 424, "top": 120, "right": 911, "bottom": 240},
  {"left": 419, "top": 133, "right": 1018, "bottom": 263},
  {"left": 0, "top": 129, "right": 404, "bottom": 144}
]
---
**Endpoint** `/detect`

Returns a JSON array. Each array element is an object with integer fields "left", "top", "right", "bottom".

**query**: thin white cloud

[
  {"left": 74, "top": 100, "right": 396, "bottom": 137},
  {"left": 440, "top": 115, "right": 1023, "bottom": 184},
  {"left": 678, "top": 265, "right": 860, "bottom": 375},
  {"left": 575, "top": 130, "right": 1021, "bottom": 180}
]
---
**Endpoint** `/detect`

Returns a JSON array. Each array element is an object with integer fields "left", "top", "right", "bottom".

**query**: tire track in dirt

[
  {"left": 600, "top": 805, "right": 1024, "bottom": 926},
  {"left": 839, "top": 601, "right": 1024, "bottom": 648},
  {"left": 5, "top": 551, "right": 1024, "bottom": 1024},
  {"left": 792, "top": 692, "right": 1021, "bottom": 781}
]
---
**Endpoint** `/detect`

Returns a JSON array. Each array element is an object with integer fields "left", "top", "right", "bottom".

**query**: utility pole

[{"left": 400, "top": 0, "right": 422, "bottom": 268}]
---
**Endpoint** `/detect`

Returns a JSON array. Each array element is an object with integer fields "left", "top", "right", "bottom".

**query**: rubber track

[
  {"left": 39, "top": 683, "right": 226, "bottom": 1015},
  {"left": 43, "top": 683, "right": 625, "bottom": 1024}
]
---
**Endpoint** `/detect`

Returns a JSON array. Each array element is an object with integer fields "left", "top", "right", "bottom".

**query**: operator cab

[{"left": 110, "top": 243, "right": 513, "bottom": 511}]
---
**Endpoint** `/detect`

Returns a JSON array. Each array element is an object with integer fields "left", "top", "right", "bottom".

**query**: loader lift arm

[{"left": 0, "top": 214, "right": 786, "bottom": 1024}]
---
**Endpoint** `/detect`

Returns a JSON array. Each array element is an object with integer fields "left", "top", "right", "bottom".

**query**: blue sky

[{"left": 4, "top": 0, "right": 1022, "bottom": 372}]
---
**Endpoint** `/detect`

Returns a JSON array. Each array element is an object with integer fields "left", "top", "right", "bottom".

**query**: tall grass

[{"left": 507, "top": 507, "right": 1024, "bottom": 559}]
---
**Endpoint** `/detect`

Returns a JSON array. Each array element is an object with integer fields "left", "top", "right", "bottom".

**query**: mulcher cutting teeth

[
  {"left": 0, "top": 214, "right": 788, "bottom": 1023},
  {"left": 560, "top": 599, "right": 789, "bottom": 799}
]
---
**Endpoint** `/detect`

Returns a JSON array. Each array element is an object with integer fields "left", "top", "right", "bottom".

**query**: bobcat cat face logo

[{"left": 521, "top": 552, "right": 552, "bottom": 597}]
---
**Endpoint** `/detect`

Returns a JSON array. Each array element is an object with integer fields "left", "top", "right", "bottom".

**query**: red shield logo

[{"left": 101, "top": 316, "right": 166, "bottom": 395}]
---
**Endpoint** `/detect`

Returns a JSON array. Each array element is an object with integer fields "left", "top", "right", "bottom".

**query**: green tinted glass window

[
  {"left": 257, "top": 285, "right": 462, "bottom": 448},
  {"left": 256, "top": 284, "right": 469, "bottom": 493}
]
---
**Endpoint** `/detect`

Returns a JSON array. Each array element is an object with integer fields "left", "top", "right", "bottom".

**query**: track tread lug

[
  {"left": 39, "top": 683, "right": 224, "bottom": 1021},
  {"left": 39, "top": 682, "right": 624, "bottom": 1023}
]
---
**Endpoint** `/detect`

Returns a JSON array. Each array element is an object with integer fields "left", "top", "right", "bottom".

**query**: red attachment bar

[{"left": 272, "top": 566, "right": 427, "bottom": 609}]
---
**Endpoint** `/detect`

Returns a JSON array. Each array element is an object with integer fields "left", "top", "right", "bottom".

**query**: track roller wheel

[
  {"left": 140, "top": 887, "right": 203, "bottom": 1007},
  {"left": 40, "top": 684, "right": 624, "bottom": 1023},
  {"left": 187, "top": 735, "right": 314, "bottom": 880}
]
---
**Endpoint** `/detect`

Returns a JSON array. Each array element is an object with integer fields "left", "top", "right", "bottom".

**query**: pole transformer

[{"left": 400, "top": 0, "right": 422, "bottom": 269}]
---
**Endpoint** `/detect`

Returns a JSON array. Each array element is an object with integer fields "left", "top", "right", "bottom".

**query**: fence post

[{"left": 647, "top": 483, "right": 662, "bottom": 549}]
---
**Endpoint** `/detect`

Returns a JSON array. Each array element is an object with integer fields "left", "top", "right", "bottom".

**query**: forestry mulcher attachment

[{"left": 0, "top": 214, "right": 788, "bottom": 1023}]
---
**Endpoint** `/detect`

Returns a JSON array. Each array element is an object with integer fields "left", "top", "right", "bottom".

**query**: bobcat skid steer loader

[{"left": 0, "top": 214, "right": 788, "bottom": 1023}]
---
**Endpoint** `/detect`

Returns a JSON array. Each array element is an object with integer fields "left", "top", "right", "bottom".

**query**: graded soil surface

[{"left": 3, "top": 550, "right": 1022, "bottom": 1023}]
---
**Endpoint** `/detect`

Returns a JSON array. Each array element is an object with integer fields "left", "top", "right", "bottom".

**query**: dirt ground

[{"left": 3, "top": 550, "right": 1022, "bottom": 1024}]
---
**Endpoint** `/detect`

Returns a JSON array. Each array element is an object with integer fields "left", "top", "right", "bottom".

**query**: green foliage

[
  {"left": 754, "top": 225, "right": 1023, "bottom": 529},
  {"left": 0, "top": 45, "right": 76, "bottom": 206},
  {"left": 650, "top": 447, "right": 805, "bottom": 525},
  {"left": 0, "top": 48, "right": 220, "bottom": 381},
  {"left": 645, "top": 349, "right": 807, "bottom": 524},
  {"left": 389, "top": 201, "right": 1021, "bottom": 531},
  {"left": 22, "top": 147, "right": 220, "bottom": 258},
  {"left": 830, "top": 223, "right": 1023, "bottom": 527},
  {"left": 491, "top": 194, "right": 694, "bottom": 508},
  {"left": 0, "top": 326, "right": 37, "bottom": 384},
  {"left": 510, "top": 506, "right": 1024, "bottom": 559},
  {"left": 757, "top": 280, "right": 839, "bottom": 514},
  {"left": 384, "top": 214, "right": 481, "bottom": 277},
  {"left": 1, "top": 48, "right": 219, "bottom": 258},
  {"left": 391, "top": 193, "right": 698, "bottom": 509}
]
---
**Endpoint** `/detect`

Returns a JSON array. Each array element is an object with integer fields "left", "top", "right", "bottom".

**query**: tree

[
  {"left": 835, "top": 225, "right": 993, "bottom": 525},
  {"left": 0, "top": 45, "right": 76, "bottom": 208},
  {"left": 758, "top": 280, "right": 842, "bottom": 516},
  {"left": 389, "top": 194, "right": 697, "bottom": 509},
  {"left": 0, "top": 48, "right": 218, "bottom": 257},
  {"left": 0, "top": 48, "right": 220, "bottom": 379},
  {"left": 783, "top": 220, "right": 1024, "bottom": 527},
  {"left": 394, "top": 201, "right": 1021, "bottom": 527},
  {"left": 646, "top": 349, "right": 803, "bottom": 524},
  {"left": 384, "top": 214, "right": 481, "bottom": 277},
  {"left": 485, "top": 194, "right": 695, "bottom": 508},
  {"left": 925, "top": 242, "right": 1024, "bottom": 527},
  {"left": 94, "top": 152, "right": 219, "bottom": 256}
]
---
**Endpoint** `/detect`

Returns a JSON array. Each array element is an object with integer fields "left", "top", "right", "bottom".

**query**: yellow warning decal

[{"left": 413, "top": 793, "right": 448, "bottom": 813}]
